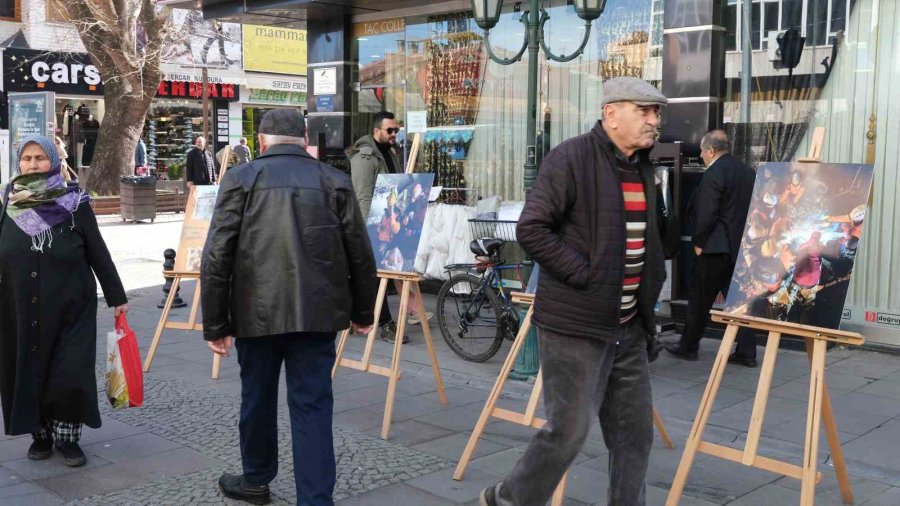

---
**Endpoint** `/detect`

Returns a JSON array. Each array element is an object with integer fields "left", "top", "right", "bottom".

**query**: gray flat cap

[
  {"left": 601, "top": 77, "right": 668, "bottom": 108},
  {"left": 259, "top": 108, "right": 307, "bottom": 137}
]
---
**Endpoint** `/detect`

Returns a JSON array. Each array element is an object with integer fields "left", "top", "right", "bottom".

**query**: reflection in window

[{"left": 726, "top": 0, "right": 851, "bottom": 51}]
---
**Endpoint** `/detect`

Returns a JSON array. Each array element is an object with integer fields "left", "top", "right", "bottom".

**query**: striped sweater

[{"left": 618, "top": 165, "right": 647, "bottom": 324}]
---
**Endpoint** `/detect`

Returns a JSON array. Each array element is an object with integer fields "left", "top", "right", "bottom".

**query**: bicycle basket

[{"left": 469, "top": 219, "right": 517, "bottom": 242}]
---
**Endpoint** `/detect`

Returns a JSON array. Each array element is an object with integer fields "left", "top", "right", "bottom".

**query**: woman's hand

[{"left": 114, "top": 304, "right": 129, "bottom": 317}]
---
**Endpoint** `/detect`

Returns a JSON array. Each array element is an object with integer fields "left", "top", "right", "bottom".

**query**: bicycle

[{"left": 436, "top": 237, "right": 530, "bottom": 362}]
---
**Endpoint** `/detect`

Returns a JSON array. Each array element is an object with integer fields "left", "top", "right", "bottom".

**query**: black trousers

[
  {"left": 235, "top": 332, "right": 336, "bottom": 505},
  {"left": 680, "top": 253, "right": 756, "bottom": 359}
]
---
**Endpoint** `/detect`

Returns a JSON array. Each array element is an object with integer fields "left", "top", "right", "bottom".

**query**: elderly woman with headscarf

[{"left": 0, "top": 135, "right": 128, "bottom": 467}]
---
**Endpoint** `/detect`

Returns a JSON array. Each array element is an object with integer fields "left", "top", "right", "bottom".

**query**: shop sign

[
  {"left": 247, "top": 88, "right": 306, "bottom": 106},
  {"left": 864, "top": 311, "right": 900, "bottom": 326},
  {"left": 245, "top": 75, "right": 307, "bottom": 93},
  {"left": 842, "top": 308, "right": 851, "bottom": 320},
  {"left": 352, "top": 17, "right": 406, "bottom": 39},
  {"left": 242, "top": 25, "right": 307, "bottom": 75},
  {"left": 3, "top": 48, "right": 104, "bottom": 95},
  {"left": 156, "top": 81, "right": 239, "bottom": 101}
]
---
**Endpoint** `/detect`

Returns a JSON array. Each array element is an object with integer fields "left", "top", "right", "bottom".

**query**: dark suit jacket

[
  {"left": 185, "top": 147, "right": 215, "bottom": 185},
  {"left": 691, "top": 154, "right": 756, "bottom": 260}
]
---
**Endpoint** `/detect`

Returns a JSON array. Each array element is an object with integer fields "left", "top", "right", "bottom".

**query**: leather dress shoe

[
  {"left": 218, "top": 473, "right": 271, "bottom": 505},
  {"left": 664, "top": 342, "right": 698, "bottom": 361},
  {"left": 728, "top": 353, "right": 758, "bottom": 368}
]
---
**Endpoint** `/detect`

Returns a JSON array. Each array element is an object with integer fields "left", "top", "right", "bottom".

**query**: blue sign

[{"left": 316, "top": 95, "right": 334, "bottom": 113}]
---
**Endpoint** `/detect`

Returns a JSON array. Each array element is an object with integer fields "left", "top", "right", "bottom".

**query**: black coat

[
  {"left": 691, "top": 154, "right": 757, "bottom": 260},
  {"left": 0, "top": 204, "right": 126, "bottom": 435},
  {"left": 201, "top": 144, "right": 378, "bottom": 341},
  {"left": 516, "top": 122, "right": 667, "bottom": 342},
  {"left": 185, "top": 147, "right": 216, "bottom": 185}
]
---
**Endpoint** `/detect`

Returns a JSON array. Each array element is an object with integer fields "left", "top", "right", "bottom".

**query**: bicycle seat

[{"left": 470, "top": 238, "right": 504, "bottom": 257}]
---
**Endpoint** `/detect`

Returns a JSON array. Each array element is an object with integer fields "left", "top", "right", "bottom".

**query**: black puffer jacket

[
  {"left": 201, "top": 144, "right": 378, "bottom": 340},
  {"left": 516, "top": 122, "right": 666, "bottom": 341}
]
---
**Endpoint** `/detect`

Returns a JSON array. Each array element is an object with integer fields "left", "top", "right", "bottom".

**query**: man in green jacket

[{"left": 350, "top": 111, "right": 407, "bottom": 343}]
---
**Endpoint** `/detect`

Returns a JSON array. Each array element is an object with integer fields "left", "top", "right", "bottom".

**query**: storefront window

[
  {"left": 145, "top": 101, "right": 212, "bottom": 179},
  {"left": 351, "top": 0, "right": 662, "bottom": 202}
]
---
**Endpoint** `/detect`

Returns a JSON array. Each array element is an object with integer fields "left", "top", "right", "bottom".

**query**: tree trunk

[{"left": 82, "top": 81, "right": 153, "bottom": 195}]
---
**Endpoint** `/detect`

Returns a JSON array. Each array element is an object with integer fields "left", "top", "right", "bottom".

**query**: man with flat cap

[
  {"left": 480, "top": 77, "right": 669, "bottom": 506},
  {"left": 201, "top": 108, "right": 378, "bottom": 505}
]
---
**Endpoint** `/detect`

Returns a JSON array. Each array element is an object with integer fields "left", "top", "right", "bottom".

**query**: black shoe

[
  {"left": 380, "top": 321, "right": 409, "bottom": 344},
  {"left": 27, "top": 438, "right": 53, "bottom": 460},
  {"left": 479, "top": 483, "right": 498, "bottom": 506},
  {"left": 664, "top": 342, "right": 698, "bottom": 361},
  {"left": 647, "top": 335, "right": 664, "bottom": 363},
  {"left": 218, "top": 473, "right": 271, "bottom": 505},
  {"left": 728, "top": 353, "right": 758, "bottom": 368},
  {"left": 54, "top": 441, "right": 86, "bottom": 467}
]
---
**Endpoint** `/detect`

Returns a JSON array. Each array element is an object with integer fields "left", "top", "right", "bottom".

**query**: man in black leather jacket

[{"left": 201, "top": 109, "right": 378, "bottom": 505}]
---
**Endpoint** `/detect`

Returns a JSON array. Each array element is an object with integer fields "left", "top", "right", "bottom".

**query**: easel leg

[
  {"left": 743, "top": 331, "right": 782, "bottom": 465},
  {"left": 551, "top": 471, "right": 568, "bottom": 506},
  {"left": 666, "top": 324, "right": 738, "bottom": 506},
  {"left": 806, "top": 339, "right": 853, "bottom": 505},
  {"left": 653, "top": 407, "right": 674, "bottom": 450},
  {"left": 211, "top": 352, "right": 221, "bottom": 379},
  {"left": 332, "top": 329, "right": 351, "bottom": 379},
  {"left": 454, "top": 307, "right": 534, "bottom": 480},
  {"left": 144, "top": 276, "right": 181, "bottom": 372},
  {"left": 188, "top": 279, "right": 202, "bottom": 327},
  {"left": 411, "top": 282, "right": 448, "bottom": 404},
  {"left": 801, "top": 338, "right": 827, "bottom": 506},
  {"left": 382, "top": 280, "right": 412, "bottom": 440},
  {"left": 362, "top": 278, "right": 390, "bottom": 367}
]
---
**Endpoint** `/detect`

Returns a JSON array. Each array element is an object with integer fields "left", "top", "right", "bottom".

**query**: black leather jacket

[{"left": 201, "top": 144, "right": 378, "bottom": 341}]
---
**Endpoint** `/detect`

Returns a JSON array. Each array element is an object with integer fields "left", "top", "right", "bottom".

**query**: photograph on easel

[
  {"left": 174, "top": 185, "right": 219, "bottom": 273},
  {"left": 724, "top": 162, "right": 874, "bottom": 329},
  {"left": 365, "top": 173, "right": 435, "bottom": 273}
]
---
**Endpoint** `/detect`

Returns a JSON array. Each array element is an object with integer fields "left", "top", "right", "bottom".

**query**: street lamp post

[{"left": 471, "top": 0, "right": 605, "bottom": 191}]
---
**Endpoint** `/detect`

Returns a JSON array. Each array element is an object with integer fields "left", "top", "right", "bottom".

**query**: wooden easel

[
  {"left": 666, "top": 311, "right": 863, "bottom": 506},
  {"left": 332, "top": 270, "right": 448, "bottom": 440},
  {"left": 143, "top": 272, "right": 222, "bottom": 379},
  {"left": 454, "top": 293, "right": 674, "bottom": 506},
  {"left": 143, "top": 186, "right": 222, "bottom": 380}
]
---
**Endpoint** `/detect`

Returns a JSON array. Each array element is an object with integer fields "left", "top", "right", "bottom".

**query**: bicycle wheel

[{"left": 436, "top": 273, "right": 504, "bottom": 362}]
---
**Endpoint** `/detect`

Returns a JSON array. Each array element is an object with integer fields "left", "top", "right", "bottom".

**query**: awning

[{"left": 200, "top": 0, "right": 448, "bottom": 28}]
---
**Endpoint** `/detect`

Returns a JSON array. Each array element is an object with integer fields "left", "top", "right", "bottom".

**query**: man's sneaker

[
  {"left": 407, "top": 311, "right": 434, "bottom": 325},
  {"left": 479, "top": 483, "right": 499, "bottom": 506},
  {"left": 380, "top": 321, "right": 409, "bottom": 344},
  {"left": 54, "top": 441, "right": 86, "bottom": 467},
  {"left": 218, "top": 473, "right": 271, "bottom": 505},
  {"left": 27, "top": 438, "right": 53, "bottom": 460}
]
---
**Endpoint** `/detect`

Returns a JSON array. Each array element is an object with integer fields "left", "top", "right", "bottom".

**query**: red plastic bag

[{"left": 105, "top": 314, "right": 144, "bottom": 409}]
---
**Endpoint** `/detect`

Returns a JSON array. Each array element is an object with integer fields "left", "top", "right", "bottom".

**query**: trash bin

[{"left": 119, "top": 176, "right": 157, "bottom": 223}]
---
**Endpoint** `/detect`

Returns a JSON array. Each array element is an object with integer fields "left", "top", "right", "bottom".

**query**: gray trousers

[{"left": 496, "top": 319, "right": 654, "bottom": 506}]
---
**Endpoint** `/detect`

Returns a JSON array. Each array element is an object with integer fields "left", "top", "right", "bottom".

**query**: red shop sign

[{"left": 156, "top": 81, "right": 238, "bottom": 101}]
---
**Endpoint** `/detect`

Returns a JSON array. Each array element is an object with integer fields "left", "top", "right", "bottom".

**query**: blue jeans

[{"left": 235, "top": 332, "right": 336, "bottom": 505}]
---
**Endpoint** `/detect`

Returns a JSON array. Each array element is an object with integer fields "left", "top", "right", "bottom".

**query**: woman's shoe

[
  {"left": 407, "top": 311, "right": 434, "bottom": 325},
  {"left": 54, "top": 441, "right": 87, "bottom": 467},
  {"left": 27, "top": 438, "right": 53, "bottom": 460}
]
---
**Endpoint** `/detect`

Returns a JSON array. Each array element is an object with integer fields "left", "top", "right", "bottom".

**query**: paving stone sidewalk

[{"left": 1, "top": 280, "right": 900, "bottom": 505}]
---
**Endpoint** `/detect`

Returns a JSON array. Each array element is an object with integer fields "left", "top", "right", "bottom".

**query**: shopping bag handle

[{"left": 115, "top": 313, "right": 132, "bottom": 334}]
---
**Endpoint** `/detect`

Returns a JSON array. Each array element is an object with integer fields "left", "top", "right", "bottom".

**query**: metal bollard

[{"left": 158, "top": 248, "right": 187, "bottom": 309}]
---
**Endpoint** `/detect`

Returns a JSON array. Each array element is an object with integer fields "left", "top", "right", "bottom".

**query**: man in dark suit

[
  {"left": 184, "top": 136, "right": 216, "bottom": 189},
  {"left": 665, "top": 130, "right": 758, "bottom": 366}
]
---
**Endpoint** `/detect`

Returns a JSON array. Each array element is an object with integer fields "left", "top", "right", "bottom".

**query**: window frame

[
  {"left": 728, "top": 0, "right": 851, "bottom": 51},
  {"left": 0, "top": 0, "right": 21, "bottom": 22}
]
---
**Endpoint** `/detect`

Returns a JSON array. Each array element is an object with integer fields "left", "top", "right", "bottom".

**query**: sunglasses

[{"left": 381, "top": 127, "right": 399, "bottom": 135}]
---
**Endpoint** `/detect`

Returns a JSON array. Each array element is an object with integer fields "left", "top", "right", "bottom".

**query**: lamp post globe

[
  {"left": 574, "top": 0, "right": 606, "bottom": 21},
  {"left": 471, "top": 0, "right": 504, "bottom": 30}
]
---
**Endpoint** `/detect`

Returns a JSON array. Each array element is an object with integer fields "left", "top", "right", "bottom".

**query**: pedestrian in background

[
  {"left": 664, "top": 130, "right": 757, "bottom": 366},
  {"left": 0, "top": 135, "right": 128, "bottom": 468},
  {"left": 202, "top": 109, "right": 378, "bottom": 505},
  {"left": 480, "top": 77, "right": 669, "bottom": 506},
  {"left": 233, "top": 137, "right": 252, "bottom": 165},
  {"left": 185, "top": 135, "right": 216, "bottom": 190}
]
